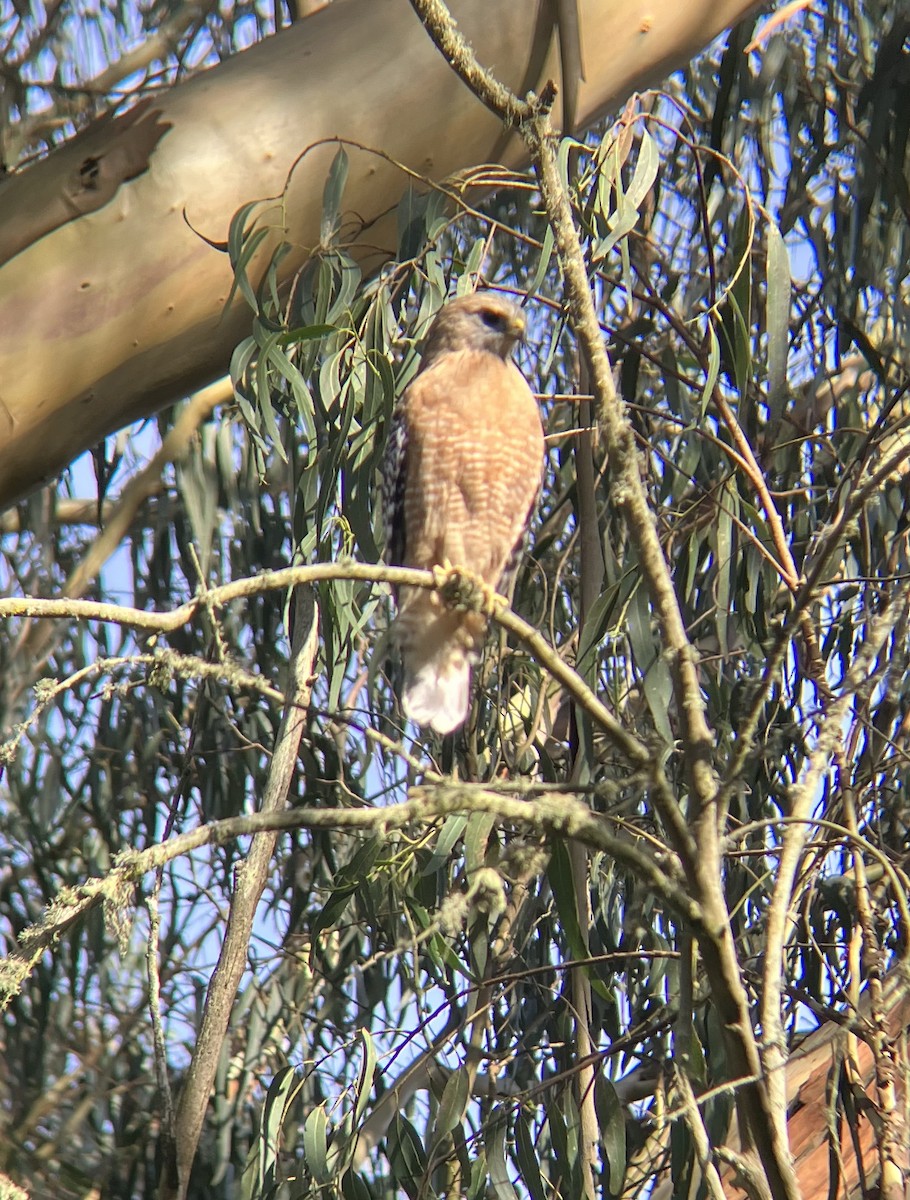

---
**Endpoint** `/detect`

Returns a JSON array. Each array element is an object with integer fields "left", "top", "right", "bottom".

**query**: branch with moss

[
  {"left": 5, "top": 376, "right": 232, "bottom": 709},
  {"left": 0, "top": 780, "right": 698, "bottom": 1010},
  {"left": 0, "top": 559, "right": 648, "bottom": 766}
]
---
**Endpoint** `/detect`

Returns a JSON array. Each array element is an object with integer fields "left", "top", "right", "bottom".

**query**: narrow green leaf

[
  {"left": 426, "top": 188, "right": 450, "bottom": 238},
  {"left": 595, "top": 130, "right": 619, "bottom": 223},
  {"left": 397, "top": 184, "right": 446, "bottom": 260},
  {"left": 556, "top": 135, "right": 584, "bottom": 193},
  {"left": 596, "top": 1078, "right": 626, "bottom": 1193},
  {"left": 424, "top": 246, "right": 447, "bottom": 301},
  {"left": 619, "top": 225, "right": 633, "bottom": 313},
  {"left": 341, "top": 1171, "right": 373, "bottom": 1200},
  {"left": 487, "top": 1106, "right": 517, "bottom": 1200},
  {"left": 625, "top": 574, "right": 674, "bottom": 745},
  {"left": 421, "top": 814, "right": 467, "bottom": 877},
  {"left": 430, "top": 928, "right": 475, "bottom": 981},
  {"left": 592, "top": 208, "right": 639, "bottom": 263},
  {"left": 700, "top": 322, "right": 721, "bottom": 417},
  {"left": 581, "top": 583, "right": 614, "bottom": 681},
  {"left": 527, "top": 222, "right": 555, "bottom": 300},
  {"left": 765, "top": 218, "right": 791, "bottom": 420},
  {"left": 230, "top": 336, "right": 258, "bottom": 387},
  {"left": 354, "top": 1029, "right": 377, "bottom": 1125},
  {"left": 470, "top": 912, "right": 489, "bottom": 978},
  {"left": 227, "top": 225, "right": 272, "bottom": 313},
  {"left": 311, "top": 838, "right": 381, "bottom": 944},
  {"left": 716, "top": 205, "right": 754, "bottom": 398},
  {"left": 547, "top": 839, "right": 588, "bottom": 964},
  {"left": 514, "top": 1114, "right": 547, "bottom": 1200},
  {"left": 548, "top": 1093, "right": 582, "bottom": 1197},
  {"left": 332, "top": 256, "right": 362, "bottom": 321},
  {"left": 239, "top": 1143, "right": 260, "bottom": 1200},
  {"left": 714, "top": 479, "right": 735, "bottom": 658},
  {"left": 258, "top": 1066, "right": 300, "bottom": 1194},
  {"left": 625, "top": 128, "right": 659, "bottom": 209},
  {"left": 303, "top": 1104, "right": 330, "bottom": 1183},
  {"left": 546, "top": 844, "right": 611, "bottom": 1001},
  {"left": 464, "top": 811, "right": 495, "bottom": 874},
  {"left": 721, "top": 289, "right": 751, "bottom": 397},
  {"left": 387, "top": 1113, "right": 427, "bottom": 1200},
  {"left": 468, "top": 1148, "right": 490, "bottom": 1200},
  {"left": 462, "top": 237, "right": 487, "bottom": 279},
  {"left": 362, "top": 345, "right": 394, "bottom": 426},
  {"left": 593, "top": 130, "right": 657, "bottom": 272},
  {"left": 252, "top": 336, "right": 284, "bottom": 447},
  {"left": 314, "top": 256, "right": 335, "bottom": 325},
  {"left": 321, "top": 146, "right": 349, "bottom": 243},
  {"left": 279, "top": 322, "right": 336, "bottom": 344},
  {"left": 434, "top": 1068, "right": 470, "bottom": 1139},
  {"left": 227, "top": 199, "right": 265, "bottom": 268}
]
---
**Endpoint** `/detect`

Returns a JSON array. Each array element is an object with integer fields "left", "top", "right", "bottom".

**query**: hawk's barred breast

[{"left": 381, "top": 293, "right": 545, "bottom": 733}]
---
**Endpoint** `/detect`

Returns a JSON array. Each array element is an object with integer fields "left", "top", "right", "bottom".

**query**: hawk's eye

[{"left": 479, "top": 309, "right": 505, "bottom": 331}]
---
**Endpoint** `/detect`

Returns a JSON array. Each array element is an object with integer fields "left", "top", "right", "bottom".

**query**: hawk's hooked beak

[{"left": 508, "top": 310, "right": 527, "bottom": 341}]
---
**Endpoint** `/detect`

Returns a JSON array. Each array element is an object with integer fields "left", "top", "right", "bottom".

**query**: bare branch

[{"left": 760, "top": 580, "right": 910, "bottom": 1139}]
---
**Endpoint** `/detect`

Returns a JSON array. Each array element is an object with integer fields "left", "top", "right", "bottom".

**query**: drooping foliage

[{"left": 2, "top": 3, "right": 910, "bottom": 1199}]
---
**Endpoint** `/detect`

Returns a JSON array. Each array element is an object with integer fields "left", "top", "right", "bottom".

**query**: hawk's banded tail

[{"left": 396, "top": 601, "right": 485, "bottom": 734}]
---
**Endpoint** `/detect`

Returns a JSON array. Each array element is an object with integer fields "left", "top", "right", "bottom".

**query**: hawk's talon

[
  {"left": 432, "top": 561, "right": 506, "bottom": 615},
  {"left": 431, "top": 558, "right": 456, "bottom": 589}
]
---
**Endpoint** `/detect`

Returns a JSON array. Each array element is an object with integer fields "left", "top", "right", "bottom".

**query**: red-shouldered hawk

[{"left": 382, "top": 293, "right": 545, "bottom": 733}]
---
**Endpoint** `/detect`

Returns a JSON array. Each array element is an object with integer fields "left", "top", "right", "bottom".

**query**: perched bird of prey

[{"left": 382, "top": 293, "right": 545, "bottom": 734}]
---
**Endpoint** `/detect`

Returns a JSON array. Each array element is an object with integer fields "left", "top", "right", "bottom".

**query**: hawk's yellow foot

[{"left": 432, "top": 561, "right": 506, "bottom": 615}]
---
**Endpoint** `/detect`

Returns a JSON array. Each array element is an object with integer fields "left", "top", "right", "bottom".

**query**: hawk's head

[{"left": 421, "top": 293, "right": 526, "bottom": 365}]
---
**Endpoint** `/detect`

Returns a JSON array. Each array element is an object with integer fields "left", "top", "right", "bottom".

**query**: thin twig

[{"left": 145, "top": 888, "right": 176, "bottom": 1174}]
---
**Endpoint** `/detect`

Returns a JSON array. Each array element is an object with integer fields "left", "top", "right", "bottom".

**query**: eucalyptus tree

[{"left": 1, "top": 3, "right": 909, "bottom": 1200}]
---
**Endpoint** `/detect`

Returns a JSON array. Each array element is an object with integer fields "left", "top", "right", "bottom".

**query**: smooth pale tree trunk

[{"left": 0, "top": 0, "right": 760, "bottom": 508}]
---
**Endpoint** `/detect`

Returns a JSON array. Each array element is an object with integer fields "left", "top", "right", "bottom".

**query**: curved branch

[
  {"left": 165, "top": 586, "right": 318, "bottom": 1199},
  {"left": 0, "top": 782, "right": 696, "bottom": 1010},
  {"left": 7, "top": 376, "right": 232, "bottom": 696},
  {"left": 1, "top": 559, "right": 649, "bottom": 767}
]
